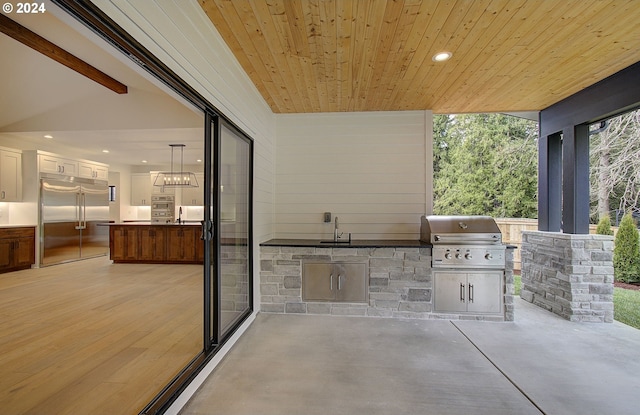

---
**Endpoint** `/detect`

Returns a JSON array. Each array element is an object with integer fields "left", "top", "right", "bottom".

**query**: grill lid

[{"left": 420, "top": 215, "right": 502, "bottom": 244}]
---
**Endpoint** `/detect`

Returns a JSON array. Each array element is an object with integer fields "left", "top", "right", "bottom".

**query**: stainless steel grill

[
  {"left": 420, "top": 215, "right": 506, "bottom": 269},
  {"left": 422, "top": 215, "right": 507, "bottom": 315}
]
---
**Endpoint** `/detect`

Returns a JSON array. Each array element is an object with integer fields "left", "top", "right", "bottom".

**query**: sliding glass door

[
  {"left": 206, "top": 116, "right": 253, "bottom": 347},
  {"left": 51, "top": 2, "right": 254, "bottom": 411}
]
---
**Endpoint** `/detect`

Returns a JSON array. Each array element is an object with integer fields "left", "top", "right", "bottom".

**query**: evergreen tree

[
  {"left": 433, "top": 114, "right": 537, "bottom": 218},
  {"left": 596, "top": 215, "right": 614, "bottom": 236},
  {"left": 613, "top": 213, "right": 640, "bottom": 283}
]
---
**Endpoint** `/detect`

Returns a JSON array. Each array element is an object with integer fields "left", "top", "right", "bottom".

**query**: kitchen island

[
  {"left": 260, "top": 239, "right": 515, "bottom": 321},
  {"left": 109, "top": 223, "right": 204, "bottom": 264}
]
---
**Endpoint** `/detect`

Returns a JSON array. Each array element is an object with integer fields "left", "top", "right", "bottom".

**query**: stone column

[{"left": 520, "top": 231, "right": 614, "bottom": 322}]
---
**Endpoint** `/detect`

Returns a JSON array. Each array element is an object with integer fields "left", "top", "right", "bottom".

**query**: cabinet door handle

[
  {"left": 338, "top": 274, "right": 343, "bottom": 290},
  {"left": 330, "top": 274, "right": 334, "bottom": 290},
  {"left": 460, "top": 283, "right": 465, "bottom": 302},
  {"left": 469, "top": 284, "right": 474, "bottom": 303}
]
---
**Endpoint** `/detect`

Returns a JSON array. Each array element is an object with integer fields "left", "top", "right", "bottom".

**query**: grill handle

[{"left": 433, "top": 234, "right": 501, "bottom": 243}]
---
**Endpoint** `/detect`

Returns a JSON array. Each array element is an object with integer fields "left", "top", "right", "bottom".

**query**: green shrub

[
  {"left": 613, "top": 213, "right": 640, "bottom": 283},
  {"left": 596, "top": 215, "right": 614, "bottom": 236}
]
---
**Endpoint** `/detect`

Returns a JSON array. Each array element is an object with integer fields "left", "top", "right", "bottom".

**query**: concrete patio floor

[{"left": 179, "top": 298, "right": 640, "bottom": 415}]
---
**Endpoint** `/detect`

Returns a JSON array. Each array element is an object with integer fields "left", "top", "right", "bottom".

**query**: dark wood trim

[{"left": 0, "top": 14, "right": 127, "bottom": 94}]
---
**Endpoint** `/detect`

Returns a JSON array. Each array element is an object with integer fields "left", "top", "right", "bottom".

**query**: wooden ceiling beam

[{"left": 0, "top": 14, "right": 127, "bottom": 94}]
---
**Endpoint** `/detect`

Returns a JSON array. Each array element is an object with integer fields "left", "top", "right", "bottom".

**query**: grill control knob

[
  {"left": 455, "top": 253, "right": 462, "bottom": 259},
  {"left": 485, "top": 253, "right": 493, "bottom": 260},
  {"left": 444, "top": 252, "right": 452, "bottom": 259},
  {"left": 465, "top": 253, "right": 473, "bottom": 260}
]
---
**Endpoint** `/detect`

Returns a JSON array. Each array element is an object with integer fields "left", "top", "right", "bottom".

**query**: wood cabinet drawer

[{"left": 0, "top": 227, "right": 35, "bottom": 239}]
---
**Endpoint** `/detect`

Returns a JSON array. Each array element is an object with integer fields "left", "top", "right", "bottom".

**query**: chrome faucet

[{"left": 334, "top": 216, "right": 343, "bottom": 241}]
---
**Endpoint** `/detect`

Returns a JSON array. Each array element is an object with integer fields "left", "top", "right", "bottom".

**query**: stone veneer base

[
  {"left": 520, "top": 231, "right": 614, "bottom": 322},
  {"left": 260, "top": 246, "right": 514, "bottom": 321}
]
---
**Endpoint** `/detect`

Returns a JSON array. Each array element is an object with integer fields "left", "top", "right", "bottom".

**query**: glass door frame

[
  {"left": 204, "top": 113, "right": 256, "bottom": 348},
  {"left": 208, "top": 117, "right": 254, "bottom": 346}
]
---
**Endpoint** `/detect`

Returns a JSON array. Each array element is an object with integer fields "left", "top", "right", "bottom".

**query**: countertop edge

[
  {"left": 260, "top": 239, "right": 431, "bottom": 248},
  {"left": 260, "top": 239, "right": 518, "bottom": 249}
]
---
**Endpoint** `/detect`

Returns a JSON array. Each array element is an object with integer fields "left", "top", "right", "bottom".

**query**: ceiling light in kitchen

[
  {"left": 153, "top": 144, "right": 199, "bottom": 188},
  {"left": 102, "top": 149, "right": 109, "bottom": 153},
  {"left": 432, "top": 51, "right": 452, "bottom": 62},
  {"left": 44, "top": 134, "right": 53, "bottom": 139}
]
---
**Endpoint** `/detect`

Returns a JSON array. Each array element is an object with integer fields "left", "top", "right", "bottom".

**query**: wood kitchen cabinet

[
  {"left": 109, "top": 226, "right": 140, "bottom": 261},
  {"left": 302, "top": 261, "right": 368, "bottom": 303},
  {"left": 139, "top": 227, "right": 166, "bottom": 261},
  {"left": 433, "top": 271, "right": 503, "bottom": 314},
  {"left": 0, "top": 227, "right": 35, "bottom": 274},
  {"left": 166, "top": 226, "right": 199, "bottom": 262},
  {"left": 109, "top": 224, "right": 203, "bottom": 264}
]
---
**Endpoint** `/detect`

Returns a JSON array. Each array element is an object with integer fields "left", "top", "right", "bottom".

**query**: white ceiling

[{"left": 0, "top": 5, "right": 204, "bottom": 168}]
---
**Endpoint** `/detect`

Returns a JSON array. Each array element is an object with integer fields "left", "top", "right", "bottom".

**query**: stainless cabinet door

[
  {"left": 433, "top": 271, "right": 467, "bottom": 312},
  {"left": 467, "top": 272, "right": 502, "bottom": 313},
  {"left": 80, "top": 183, "right": 109, "bottom": 259},
  {"left": 302, "top": 263, "right": 334, "bottom": 301},
  {"left": 335, "top": 263, "right": 368, "bottom": 303}
]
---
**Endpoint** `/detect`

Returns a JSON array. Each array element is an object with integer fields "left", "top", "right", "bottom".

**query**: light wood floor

[{"left": 0, "top": 257, "right": 202, "bottom": 415}]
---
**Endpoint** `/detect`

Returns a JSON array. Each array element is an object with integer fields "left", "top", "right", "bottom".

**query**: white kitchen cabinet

[
  {"left": 433, "top": 271, "right": 502, "bottom": 314},
  {"left": 0, "top": 148, "right": 22, "bottom": 202},
  {"left": 179, "top": 173, "right": 204, "bottom": 205},
  {"left": 39, "top": 154, "right": 78, "bottom": 176},
  {"left": 131, "top": 173, "right": 152, "bottom": 206},
  {"left": 302, "top": 261, "right": 368, "bottom": 303},
  {"left": 79, "top": 161, "right": 108, "bottom": 180}
]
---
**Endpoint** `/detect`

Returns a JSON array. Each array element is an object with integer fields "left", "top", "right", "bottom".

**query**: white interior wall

[
  {"left": 86, "top": 0, "right": 276, "bottom": 243},
  {"left": 276, "top": 111, "right": 432, "bottom": 240}
]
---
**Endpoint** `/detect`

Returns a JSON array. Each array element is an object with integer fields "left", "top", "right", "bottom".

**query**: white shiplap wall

[
  {"left": 88, "top": 0, "right": 276, "bottom": 243},
  {"left": 276, "top": 111, "right": 432, "bottom": 240}
]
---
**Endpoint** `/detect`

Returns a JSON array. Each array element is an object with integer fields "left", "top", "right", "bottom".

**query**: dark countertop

[
  {"left": 101, "top": 222, "right": 201, "bottom": 226},
  {"left": 260, "top": 238, "right": 431, "bottom": 248},
  {"left": 260, "top": 238, "right": 517, "bottom": 249}
]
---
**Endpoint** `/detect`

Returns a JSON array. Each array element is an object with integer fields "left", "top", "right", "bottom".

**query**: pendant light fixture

[{"left": 153, "top": 144, "right": 199, "bottom": 188}]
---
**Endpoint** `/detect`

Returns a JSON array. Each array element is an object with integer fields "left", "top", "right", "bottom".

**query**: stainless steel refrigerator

[{"left": 40, "top": 173, "right": 109, "bottom": 266}]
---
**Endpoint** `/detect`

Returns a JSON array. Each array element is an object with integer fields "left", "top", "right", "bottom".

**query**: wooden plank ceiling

[{"left": 199, "top": 0, "right": 640, "bottom": 114}]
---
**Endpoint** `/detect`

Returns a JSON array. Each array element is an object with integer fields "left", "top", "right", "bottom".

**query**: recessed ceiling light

[
  {"left": 196, "top": 159, "right": 202, "bottom": 163},
  {"left": 432, "top": 51, "right": 452, "bottom": 62},
  {"left": 141, "top": 160, "right": 148, "bottom": 163},
  {"left": 102, "top": 149, "right": 110, "bottom": 153},
  {"left": 44, "top": 134, "right": 53, "bottom": 139}
]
